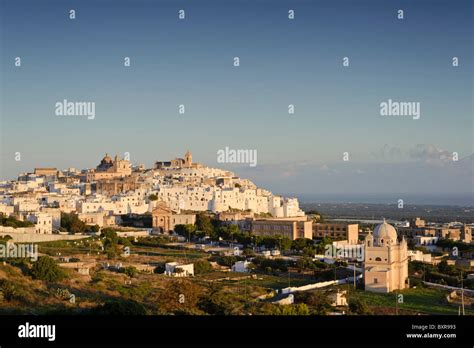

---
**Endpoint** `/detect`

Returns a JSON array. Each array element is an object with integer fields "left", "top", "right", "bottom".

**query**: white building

[
  {"left": 407, "top": 250, "right": 432, "bottom": 263},
  {"left": 152, "top": 182, "right": 304, "bottom": 217},
  {"left": 231, "top": 260, "right": 251, "bottom": 273},
  {"left": 164, "top": 262, "right": 194, "bottom": 277},
  {"left": 26, "top": 212, "right": 52, "bottom": 234},
  {"left": 414, "top": 236, "right": 439, "bottom": 249},
  {"left": 0, "top": 203, "right": 14, "bottom": 216}
]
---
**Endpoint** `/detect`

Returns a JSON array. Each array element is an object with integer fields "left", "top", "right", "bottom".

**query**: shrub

[
  {"left": 0, "top": 279, "right": 17, "bottom": 301},
  {"left": 348, "top": 296, "right": 371, "bottom": 315},
  {"left": 86, "top": 224, "right": 100, "bottom": 233},
  {"left": 91, "top": 299, "right": 147, "bottom": 315},
  {"left": 194, "top": 260, "right": 212, "bottom": 275},
  {"left": 123, "top": 266, "right": 137, "bottom": 278},
  {"left": 209, "top": 255, "right": 238, "bottom": 268},
  {"left": 30, "top": 256, "right": 67, "bottom": 282},
  {"left": 55, "top": 288, "right": 72, "bottom": 300},
  {"left": 0, "top": 214, "right": 34, "bottom": 228}
]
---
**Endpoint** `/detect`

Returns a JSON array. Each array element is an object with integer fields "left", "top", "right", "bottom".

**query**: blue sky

[{"left": 1, "top": 0, "right": 472, "bottom": 203}]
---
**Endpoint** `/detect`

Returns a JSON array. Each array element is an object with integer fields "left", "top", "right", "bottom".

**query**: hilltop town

[
  {"left": 0, "top": 151, "right": 304, "bottom": 236},
  {"left": 0, "top": 152, "right": 472, "bottom": 315}
]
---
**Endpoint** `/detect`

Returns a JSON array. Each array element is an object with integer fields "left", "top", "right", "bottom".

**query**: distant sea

[{"left": 285, "top": 194, "right": 474, "bottom": 207}]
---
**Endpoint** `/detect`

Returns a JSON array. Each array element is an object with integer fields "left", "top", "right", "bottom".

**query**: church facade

[
  {"left": 364, "top": 220, "right": 409, "bottom": 293},
  {"left": 151, "top": 201, "right": 196, "bottom": 233}
]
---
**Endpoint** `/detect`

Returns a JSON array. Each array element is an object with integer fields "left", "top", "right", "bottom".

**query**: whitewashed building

[{"left": 164, "top": 262, "right": 194, "bottom": 277}]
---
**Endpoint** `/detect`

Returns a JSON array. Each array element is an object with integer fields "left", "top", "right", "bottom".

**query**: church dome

[
  {"left": 373, "top": 220, "right": 398, "bottom": 244},
  {"left": 100, "top": 153, "right": 113, "bottom": 164},
  {"left": 102, "top": 153, "right": 113, "bottom": 163}
]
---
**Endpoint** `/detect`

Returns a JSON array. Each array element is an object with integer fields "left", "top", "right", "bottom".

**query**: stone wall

[{"left": 0, "top": 227, "right": 88, "bottom": 243}]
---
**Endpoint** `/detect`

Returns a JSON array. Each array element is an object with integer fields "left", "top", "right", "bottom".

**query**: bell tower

[{"left": 184, "top": 150, "right": 192, "bottom": 167}]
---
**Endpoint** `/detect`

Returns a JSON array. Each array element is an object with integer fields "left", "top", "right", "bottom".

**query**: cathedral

[
  {"left": 364, "top": 220, "right": 409, "bottom": 293},
  {"left": 155, "top": 150, "right": 194, "bottom": 169},
  {"left": 96, "top": 154, "right": 131, "bottom": 176},
  {"left": 86, "top": 154, "right": 132, "bottom": 182}
]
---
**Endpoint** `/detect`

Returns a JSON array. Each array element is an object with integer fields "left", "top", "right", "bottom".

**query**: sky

[{"left": 1, "top": 0, "right": 473, "bottom": 204}]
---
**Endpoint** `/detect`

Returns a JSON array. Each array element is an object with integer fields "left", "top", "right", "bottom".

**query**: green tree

[
  {"left": 195, "top": 213, "right": 214, "bottom": 237},
  {"left": 296, "top": 256, "right": 316, "bottom": 271},
  {"left": 279, "top": 237, "right": 292, "bottom": 252},
  {"left": 118, "top": 237, "right": 132, "bottom": 247},
  {"left": 194, "top": 259, "right": 212, "bottom": 275},
  {"left": 242, "top": 248, "right": 255, "bottom": 257},
  {"left": 291, "top": 238, "right": 313, "bottom": 251},
  {"left": 101, "top": 229, "right": 118, "bottom": 247},
  {"left": 256, "top": 236, "right": 292, "bottom": 252},
  {"left": 60, "top": 212, "right": 87, "bottom": 234},
  {"left": 234, "top": 232, "right": 252, "bottom": 246},
  {"left": 0, "top": 213, "right": 34, "bottom": 228},
  {"left": 210, "top": 255, "right": 238, "bottom": 268},
  {"left": 436, "top": 260, "right": 458, "bottom": 276},
  {"left": 217, "top": 226, "right": 233, "bottom": 241},
  {"left": 348, "top": 296, "right": 370, "bottom": 315},
  {"left": 316, "top": 237, "right": 333, "bottom": 254},
  {"left": 302, "top": 246, "right": 317, "bottom": 257},
  {"left": 100, "top": 229, "right": 120, "bottom": 259},
  {"left": 30, "top": 256, "right": 67, "bottom": 282},
  {"left": 174, "top": 224, "right": 196, "bottom": 241},
  {"left": 227, "top": 224, "right": 240, "bottom": 237}
]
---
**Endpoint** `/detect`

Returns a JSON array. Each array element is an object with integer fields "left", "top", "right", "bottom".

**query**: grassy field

[
  {"left": 37, "top": 239, "right": 207, "bottom": 262},
  {"left": 237, "top": 274, "right": 317, "bottom": 289},
  {"left": 37, "top": 238, "right": 101, "bottom": 256},
  {"left": 355, "top": 287, "right": 474, "bottom": 315},
  {"left": 132, "top": 246, "right": 205, "bottom": 260}
]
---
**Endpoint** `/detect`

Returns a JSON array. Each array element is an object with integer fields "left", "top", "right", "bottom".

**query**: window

[
  {"left": 374, "top": 278, "right": 378, "bottom": 284},
  {"left": 375, "top": 257, "right": 382, "bottom": 261}
]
